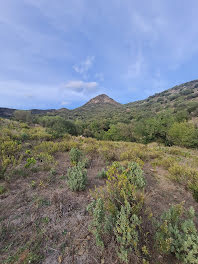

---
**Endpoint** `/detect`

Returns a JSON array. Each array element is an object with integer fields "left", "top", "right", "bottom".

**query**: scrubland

[{"left": 0, "top": 118, "right": 198, "bottom": 264}]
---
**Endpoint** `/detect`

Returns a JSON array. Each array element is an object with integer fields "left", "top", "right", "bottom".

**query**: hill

[
  {"left": 126, "top": 79, "right": 198, "bottom": 120},
  {"left": 1, "top": 80, "right": 198, "bottom": 121},
  {"left": 52, "top": 80, "right": 198, "bottom": 122},
  {"left": 1, "top": 80, "right": 198, "bottom": 147},
  {"left": 84, "top": 93, "right": 121, "bottom": 106}
]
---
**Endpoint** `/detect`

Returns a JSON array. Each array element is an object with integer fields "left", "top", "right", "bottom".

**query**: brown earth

[{"left": 0, "top": 153, "right": 198, "bottom": 264}]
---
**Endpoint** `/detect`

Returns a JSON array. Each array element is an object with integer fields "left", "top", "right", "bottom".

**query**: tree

[
  {"left": 14, "top": 110, "right": 32, "bottom": 123},
  {"left": 167, "top": 122, "right": 198, "bottom": 148}
]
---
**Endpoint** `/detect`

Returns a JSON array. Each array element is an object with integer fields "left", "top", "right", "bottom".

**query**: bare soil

[{"left": 0, "top": 153, "right": 198, "bottom": 264}]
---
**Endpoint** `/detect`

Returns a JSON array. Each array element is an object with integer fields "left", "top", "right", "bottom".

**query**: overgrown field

[{"left": 0, "top": 118, "right": 198, "bottom": 264}]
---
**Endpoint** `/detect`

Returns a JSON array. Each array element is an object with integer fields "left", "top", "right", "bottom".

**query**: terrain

[
  {"left": 0, "top": 80, "right": 198, "bottom": 263},
  {"left": 1, "top": 80, "right": 198, "bottom": 122},
  {"left": 0, "top": 118, "right": 198, "bottom": 264}
]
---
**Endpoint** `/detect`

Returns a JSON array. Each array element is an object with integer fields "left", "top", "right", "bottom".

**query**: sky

[{"left": 1, "top": 0, "right": 198, "bottom": 109}]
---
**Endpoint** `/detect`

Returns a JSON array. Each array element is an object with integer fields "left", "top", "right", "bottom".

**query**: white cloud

[
  {"left": 73, "top": 56, "right": 95, "bottom": 78},
  {"left": 61, "top": 101, "right": 69, "bottom": 106},
  {"left": 0, "top": 79, "right": 99, "bottom": 109},
  {"left": 64, "top": 80, "right": 98, "bottom": 92}
]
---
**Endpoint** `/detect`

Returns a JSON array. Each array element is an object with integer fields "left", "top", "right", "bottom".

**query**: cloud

[
  {"left": 73, "top": 56, "right": 95, "bottom": 78},
  {"left": 61, "top": 101, "right": 69, "bottom": 106},
  {"left": 0, "top": 79, "right": 99, "bottom": 109},
  {"left": 64, "top": 80, "right": 98, "bottom": 92}
]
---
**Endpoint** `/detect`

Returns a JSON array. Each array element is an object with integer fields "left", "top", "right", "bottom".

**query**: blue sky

[{"left": 0, "top": 0, "right": 198, "bottom": 109}]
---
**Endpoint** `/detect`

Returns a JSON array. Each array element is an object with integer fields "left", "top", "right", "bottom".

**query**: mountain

[
  {"left": 62, "top": 94, "right": 122, "bottom": 121},
  {"left": 1, "top": 80, "right": 198, "bottom": 121},
  {"left": 84, "top": 94, "right": 121, "bottom": 107}
]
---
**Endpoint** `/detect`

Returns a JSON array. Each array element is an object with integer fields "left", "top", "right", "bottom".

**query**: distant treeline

[{"left": 12, "top": 109, "right": 198, "bottom": 148}]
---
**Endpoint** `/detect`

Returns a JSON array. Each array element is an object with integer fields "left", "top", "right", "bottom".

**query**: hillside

[
  {"left": 1, "top": 80, "right": 198, "bottom": 121},
  {"left": 63, "top": 94, "right": 122, "bottom": 120},
  {"left": 0, "top": 119, "right": 198, "bottom": 263},
  {"left": 1, "top": 80, "right": 198, "bottom": 148},
  {"left": 51, "top": 79, "right": 198, "bottom": 122},
  {"left": 126, "top": 79, "right": 198, "bottom": 120}
]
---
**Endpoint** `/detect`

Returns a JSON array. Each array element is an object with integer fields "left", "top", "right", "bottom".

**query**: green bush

[
  {"left": 97, "top": 168, "right": 107, "bottom": 179},
  {"left": 38, "top": 116, "right": 77, "bottom": 137},
  {"left": 189, "top": 184, "right": 198, "bottom": 202},
  {"left": 69, "top": 147, "right": 82, "bottom": 165},
  {"left": 114, "top": 201, "right": 141, "bottom": 262},
  {"left": 67, "top": 162, "right": 87, "bottom": 191},
  {"left": 156, "top": 203, "right": 198, "bottom": 263},
  {"left": 87, "top": 198, "right": 107, "bottom": 247},
  {"left": 168, "top": 122, "right": 198, "bottom": 148},
  {"left": 88, "top": 162, "right": 147, "bottom": 263},
  {"left": 126, "top": 162, "right": 146, "bottom": 189},
  {"left": 25, "top": 157, "right": 36, "bottom": 168}
]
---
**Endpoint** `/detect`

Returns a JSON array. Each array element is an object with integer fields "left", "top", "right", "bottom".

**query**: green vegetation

[
  {"left": 97, "top": 168, "right": 107, "bottom": 179},
  {"left": 1, "top": 80, "right": 197, "bottom": 149},
  {"left": 69, "top": 147, "right": 82, "bottom": 165},
  {"left": 0, "top": 115, "right": 198, "bottom": 263},
  {"left": 0, "top": 185, "right": 7, "bottom": 195},
  {"left": 67, "top": 162, "right": 87, "bottom": 191},
  {"left": 88, "top": 162, "right": 148, "bottom": 263},
  {"left": 156, "top": 203, "right": 198, "bottom": 263},
  {"left": 88, "top": 162, "right": 198, "bottom": 263}
]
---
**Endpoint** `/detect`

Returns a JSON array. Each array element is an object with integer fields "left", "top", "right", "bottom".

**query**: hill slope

[
  {"left": 126, "top": 79, "right": 198, "bottom": 119},
  {"left": 1, "top": 80, "right": 198, "bottom": 122}
]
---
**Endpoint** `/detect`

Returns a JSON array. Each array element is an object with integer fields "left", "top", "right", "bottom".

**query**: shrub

[
  {"left": 69, "top": 147, "right": 82, "bottom": 165},
  {"left": 81, "top": 158, "right": 91, "bottom": 169},
  {"left": 50, "top": 168, "right": 57, "bottom": 176},
  {"left": 67, "top": 162, "right": 87, "bottom": 191},
  {"left": 88, "top": 162, "right": 147, "bottom": 263},
  {"left": 156, "top": 203, "right": 198, "bottom": 263},
  {"left": 189, "top": 184, "right": 198, "bottom": 202},
  {"left": 0, "top": 185, "right": 7, "bottom": 195},
  {"left": 97, "top": 168, "right": 107, "bottom": 179},
  {"left": 87, "top": 198, "right": 108, "bottom": 247},
  {"left": 126, "top": 162, "right": 146, "bottom": 189},
  {"left": 168, "top": 122, "right": 198, "bottom": 148},
  {"left": 114, "top": 201, "right": 141, "bottom": 262},
  {"left": 34, "top": 141, "right": 60, "bottom": 155},
  {"left": 25, "top": 157, "right": 36, "bottom": 168}
]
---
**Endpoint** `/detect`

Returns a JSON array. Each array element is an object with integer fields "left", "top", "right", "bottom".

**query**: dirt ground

[{"left": 0, "top": 152, "right": 198, "bottom": 264}]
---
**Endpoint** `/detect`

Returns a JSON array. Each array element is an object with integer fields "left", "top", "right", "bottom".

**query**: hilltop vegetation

[{"left": 0, "top": 118, "right": 198, "bottom": 263}]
